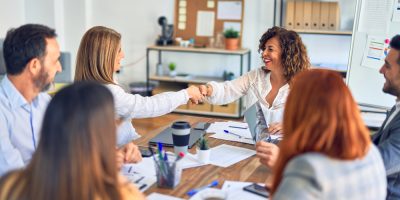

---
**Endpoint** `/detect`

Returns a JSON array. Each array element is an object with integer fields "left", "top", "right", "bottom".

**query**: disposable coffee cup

[{"left": 171, "top": 121, "right": 191, "bottom": 155}]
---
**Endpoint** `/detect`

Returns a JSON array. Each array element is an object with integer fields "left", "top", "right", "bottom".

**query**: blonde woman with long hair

[{"left": 75, "top": 26, "right": 203, "bottom": 146}]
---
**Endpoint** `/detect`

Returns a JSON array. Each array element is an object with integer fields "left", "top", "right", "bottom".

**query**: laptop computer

[
  {"left": 149, "top": 122, "right": 209, "bottom": 148},
  {"left": 244, "top": 102, "right": 280, "bottom": 144}
]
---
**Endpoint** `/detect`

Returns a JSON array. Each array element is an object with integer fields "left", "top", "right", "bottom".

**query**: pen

[
  {"left": 139, "top": 184, "right": 147, "bottom": 190},
  {"left": 187, "top": 180, "right": 219, "bottom": 196},
  {"left": 228, "top": 125, "right": 248, "bottom": 129},
  {"left": 134, "top": 176, "right": 145, "bottom": 184},
  {"left": 223, "top": 130, "right": 252, "bottom": 140},
  {"left": 128, "top": 166, "right": 132, "bottom": 173}
]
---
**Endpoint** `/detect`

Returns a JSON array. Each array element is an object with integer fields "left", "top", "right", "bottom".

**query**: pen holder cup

[{"left": 154, "top": 153, "right": 182, "bottom": 188}]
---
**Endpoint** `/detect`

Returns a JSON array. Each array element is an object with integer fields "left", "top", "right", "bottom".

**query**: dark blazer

[{"left": 372, "top": 106, "right": 400, "bottom": 200}]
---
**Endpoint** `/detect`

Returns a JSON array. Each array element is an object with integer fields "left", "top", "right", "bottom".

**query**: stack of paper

[
  {"left": 121, "top": 152, "right": 210, "bottom": 191},
  {"left": 207, "top": 121, "right": 254, "bottom": 144},
  {"left": 207, "top": 121, "right": 282, "bottom": 144},
  {"left": 209, "top": 144, "right": 256, "bottom": 167},
  {"left": 121, "top": 157, "right": 157, "bottom": 192}
]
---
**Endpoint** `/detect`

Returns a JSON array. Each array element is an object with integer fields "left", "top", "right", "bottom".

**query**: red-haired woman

[{"left": 270, "top": 69, "right": 386, "bottom": 199}]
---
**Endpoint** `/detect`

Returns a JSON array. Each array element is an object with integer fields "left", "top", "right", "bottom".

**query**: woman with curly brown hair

[{"left": 199, "top": 26, "right": 310, "bottom": 168}]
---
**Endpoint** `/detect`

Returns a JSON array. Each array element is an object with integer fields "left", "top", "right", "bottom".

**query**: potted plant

[
  {"left": 168, "top": 62, "right": 177, "bottom": 77},
  {"left": 223, "top": 28, "right": 240, "bottom": 50},
  {"left": 197, "top": 135, "right": 210, "bottom": 163}
]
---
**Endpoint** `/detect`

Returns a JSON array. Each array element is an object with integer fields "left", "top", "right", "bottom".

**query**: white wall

[
  {"left": 0, "top": 0, "right": 25, "bottom": 37},
  {"left": 0, "top": 0, "right": 353, "bottom": 85}
]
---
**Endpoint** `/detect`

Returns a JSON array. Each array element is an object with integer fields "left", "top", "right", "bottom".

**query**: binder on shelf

[
  {"left": 328, "top": 2, "right": 340, "bottom": 31},
  {"left": 294, "top": 0, "right": 304, "bottom": 29},
  {"left": 303, "top": 1, "right": 312, "bottom": 30},
  {"left": 319, "top": 2, "right": 330, "bottom": 30},
  {"left": 311, "top": 1, "right": 320, "bottom": 30},
  {"left": 285, "top": 0, "right": 295, "bottom": 29}
]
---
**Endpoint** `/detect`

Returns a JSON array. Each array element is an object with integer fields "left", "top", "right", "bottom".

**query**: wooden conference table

[{"left": 133, "top": 114, "right": 270, "bottom": 198}]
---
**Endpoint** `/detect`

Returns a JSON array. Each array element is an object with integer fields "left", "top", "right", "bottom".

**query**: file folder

[
  {"left": 320, "top": 2, "right": 330, "bottom": 30},
  {"left": 303, "top": 1, "right": 312, "bottom": 30},
  {"left": 328, "top": 2, "right": 340, "bottom": 31},
  {"left": 311, "top": 1, "right": 320, "bottom": 30},
  {"left": 294, "top": 0, "right": 304, "bottom": 29},
  {"left": 285, "top": 0, "right": 295, "bottom": 29}
]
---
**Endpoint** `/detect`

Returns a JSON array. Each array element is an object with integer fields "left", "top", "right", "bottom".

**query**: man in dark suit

[{"left": 373, "top": 34, "right": 400, "bottom": 200}]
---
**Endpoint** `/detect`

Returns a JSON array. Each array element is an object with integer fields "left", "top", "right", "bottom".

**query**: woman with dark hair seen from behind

[
  {"left": 271, "top": 69, "right": 386, "bottom": 199},
  {"left": 0, "top": 82, "right": 145, "bottom": 200},
  {"left": 199, "top": 26, "right": 310, "bottom": 168}
]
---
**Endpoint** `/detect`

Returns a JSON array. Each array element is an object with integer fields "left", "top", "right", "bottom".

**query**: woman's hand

[
  {"left": 118, "top": 142, "right": 142, "bottom": 164},
  {"left": 256, "top": 141, "right": 280, "bottom": 168},
  {"left": 268, "top": 122, "right": 283, "bottom": 135},
  {"left": 187, "top": 85, "right": 204, "bottom": 104},
  {"left": 198, "top": 84, "right": 213, "bottom": 97}
]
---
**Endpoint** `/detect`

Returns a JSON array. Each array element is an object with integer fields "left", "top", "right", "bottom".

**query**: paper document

[
  {"left": 209, "top": 144, "right": 255, "bottom": 167},
  {"left": 121, "top": 157, "right": 157, "bottom": 191},
  {"left": 361, "top": 35, "right": 388, "bottom": 69},
  {"left": 180, "top": 153, "right": 208, "bottom": 169},
  {"left": 148, "top": 193, "right": 184, "bottom": 200},
  {"left": 208, "top": 121, "right": 281, "bottom": 144},
  {"left": 358, "top": 0, "right": 392, "bottom": 34},
  {"left": 361, "top": 112, "right": 386, "bottom": 128},
  {"left": 392, "top": 0, "right": 400, "bottom": 22},
  {"left": 222, "top": 181, "right": 268, "bottom": 200},
  {"left": 217, "top": 1, "right": 242, "bottom": 20},
  {"left": 196, "top": 11, "right": 215, "bottom": 37}
]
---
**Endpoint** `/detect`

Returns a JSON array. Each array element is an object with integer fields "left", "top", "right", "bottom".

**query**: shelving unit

[
  {"left": 274, "top": 0, "right": 355, "bottom": 76},
  {"left": 146, "top": 46, "right": 251, "bottom": 118}
]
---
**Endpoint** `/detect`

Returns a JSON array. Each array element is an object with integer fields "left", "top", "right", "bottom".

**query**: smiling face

[
  {"left": 261, "top": 37, "right": 283, "bottom": 72},
  {"left": 380, "top": 48, "right": 400, "bottom": 98},
  {"left": 34, "top": 38, "right": 62, "bottom": 91},
  {"left": 113, "top": 43, "right": 125, "bottom": 72}
]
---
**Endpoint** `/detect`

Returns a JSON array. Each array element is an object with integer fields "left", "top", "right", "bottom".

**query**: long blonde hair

[
  {"left": 271, "top": 69, "right": 371, "bottom": 194},
  {"left": 75, "top": 26, "right": 121, "bottom": 84}
]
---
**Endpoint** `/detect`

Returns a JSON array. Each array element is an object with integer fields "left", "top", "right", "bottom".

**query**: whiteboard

[{"left": 346, "top": 0, "right": 400, "bottom": 109}]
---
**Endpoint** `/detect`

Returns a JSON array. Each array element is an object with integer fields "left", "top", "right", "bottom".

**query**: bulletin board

[{"left": 174, "top": 0, "right": 245, "bottom": 47}]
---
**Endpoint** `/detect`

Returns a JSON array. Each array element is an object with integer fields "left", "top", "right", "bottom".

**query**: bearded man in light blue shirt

[{"left": 0, "top": 24, "right": 62, "bottom": 176}]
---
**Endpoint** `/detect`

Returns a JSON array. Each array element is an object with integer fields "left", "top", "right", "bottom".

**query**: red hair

[{"left": 271, "top": 69, "right": 371, "bottom": 194}]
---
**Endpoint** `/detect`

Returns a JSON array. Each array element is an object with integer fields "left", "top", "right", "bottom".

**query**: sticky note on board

[
  {"left": 179, "top": 0, "right": 187, "bottom": 7},
  {"left": 178, "top": 22, "right": 186, "bottom": 30},
  {"left": 179, "top": 15, "right": 187, "bottom": 22},
  {"left": 207, "top": 0, "right": 215, "bottom": 8}
]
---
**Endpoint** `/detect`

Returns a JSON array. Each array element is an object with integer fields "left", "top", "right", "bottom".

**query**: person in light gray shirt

[{"left": 270, "top": 69, "right": 386, "bottom": 200}]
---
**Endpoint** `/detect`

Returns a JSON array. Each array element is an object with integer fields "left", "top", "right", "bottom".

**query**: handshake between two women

[{"left": 186, "top": 84, "right": 211, "bottom": 104}]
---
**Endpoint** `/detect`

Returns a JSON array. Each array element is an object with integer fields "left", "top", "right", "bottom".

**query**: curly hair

[{"left": 259, "top": 26, "right": 310, "bottom": 82}]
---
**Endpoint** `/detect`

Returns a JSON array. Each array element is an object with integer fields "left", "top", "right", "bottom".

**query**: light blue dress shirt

[{"left": 0, "top": 76, "right": 50, "bottom": 176}]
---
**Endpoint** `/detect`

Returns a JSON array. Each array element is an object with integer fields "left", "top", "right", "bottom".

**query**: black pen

[
  {"left": 228, "top": 125, "right": 248, "bottom": 129},
  {"left": 135, "top": 176, "right": 145, "bottom": 183},
  {"left": 139, "top": 184, "right": 147, "bottom": 190}
]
